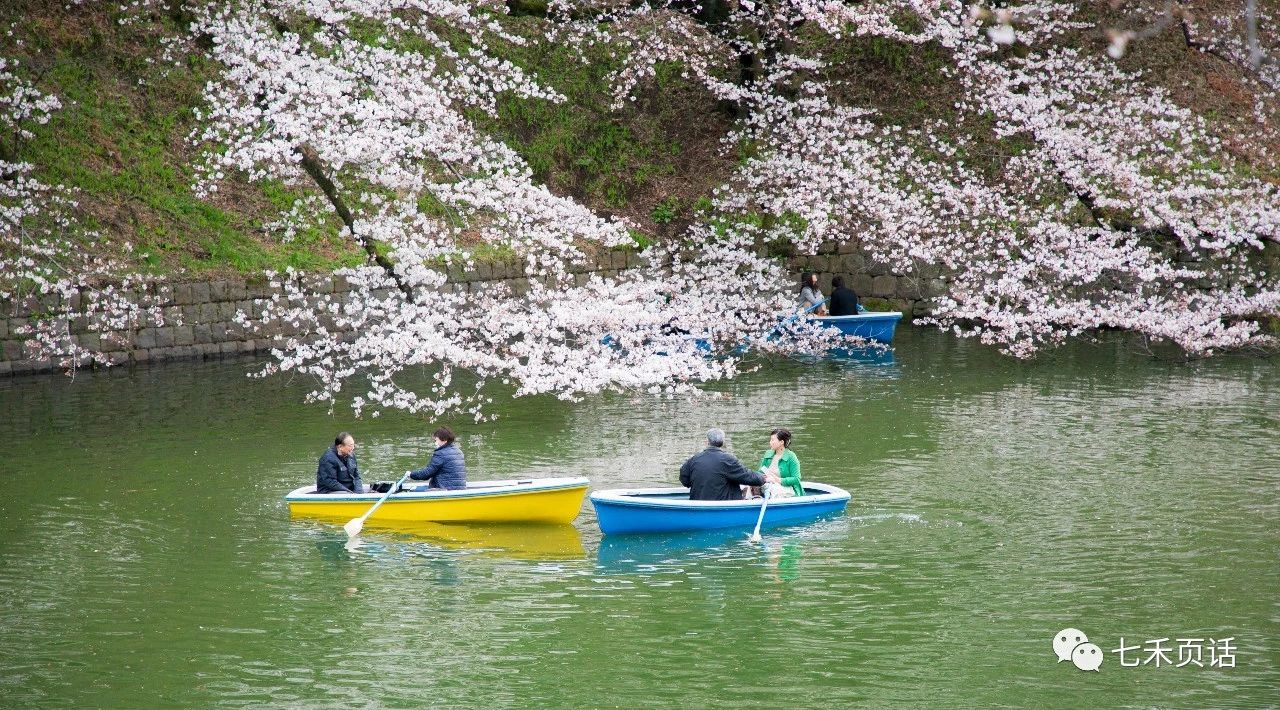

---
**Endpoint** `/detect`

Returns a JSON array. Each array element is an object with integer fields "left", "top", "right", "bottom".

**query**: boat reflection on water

[
  {"left": 827, "top": 345, "right": 895, "bottom": 366},
  {"left": 595, "top": 514, "right": 843, "bottom": 576},
  {"left": 788, "top": 345, "right": 895, "bottom": 367},
  {"left": 333, "top": 520, "right": 587, "bottom": 561}
]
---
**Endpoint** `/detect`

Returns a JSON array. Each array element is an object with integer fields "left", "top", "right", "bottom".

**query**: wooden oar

[
  {"left": 747, "top": 484, "right": 774, "bottom": 542},
  {"left": 344, "top": 472, "right": 412, "bottom": 538}
]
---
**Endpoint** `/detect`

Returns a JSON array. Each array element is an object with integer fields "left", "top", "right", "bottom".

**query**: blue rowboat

[
  {"left": 812, "top": 311, "right": 903, "bottom": 344},
  {"left": 589, "top": 482, "right": 851, "bottom": 535}
]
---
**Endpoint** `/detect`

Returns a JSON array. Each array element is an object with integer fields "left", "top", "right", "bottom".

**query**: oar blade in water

[{"left": 344, "top": 517, "right": 364, "bottom": 538}]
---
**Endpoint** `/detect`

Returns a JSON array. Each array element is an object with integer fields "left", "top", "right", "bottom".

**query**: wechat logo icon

[{"left": 1054, "top": 628, "right": 1103, "bottom": 672}]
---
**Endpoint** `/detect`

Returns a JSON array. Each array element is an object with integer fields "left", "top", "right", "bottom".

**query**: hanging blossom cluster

[
  {"left": 193, "top": 0, "right": 853, "bottom": 418},
  {"left": 554, "top": 0, "right": 1279, "bottom": 358},
  {"left": 0, "top": 58, "right": 165, "bottom": 370},
  {"left": 946, "top": 41, "right": 1280, "bottom": 355}
]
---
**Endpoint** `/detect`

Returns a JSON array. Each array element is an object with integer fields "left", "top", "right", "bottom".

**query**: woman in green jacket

[{"left": 759, "top": 428, "right": 804, "bottom": 498}]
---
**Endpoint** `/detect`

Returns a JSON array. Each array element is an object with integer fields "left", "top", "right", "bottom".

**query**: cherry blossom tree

[
  {"left": 0, "top": 57, "right": 164, "bottom": 371},
  {"left": 179, "top": 0, "right": 1278, "bottom": 415},
  {"left": 190, "top": 0, "right": 852, "bottom": 418},
  {"left": 6, "top": 0, "right": 1276, "bottom": 416}
]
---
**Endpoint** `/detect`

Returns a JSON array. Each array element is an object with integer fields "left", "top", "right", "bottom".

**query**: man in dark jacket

[
  {"left": 408, "top": 426, "right": 467, "bottom": 490},
  {"left": 679, "top": 428, "right": 765, "bottom": 501},
  {"left": 827, "top": 276, "right": 861, "bottom": 316},
  {"left": 316, "top": 431, "right": 364, "bottom": 494}
]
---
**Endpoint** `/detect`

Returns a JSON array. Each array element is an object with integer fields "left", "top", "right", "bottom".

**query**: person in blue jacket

[
  {"left": 316, "top": 431, "right": 364, "bottom": 494},
  {"left": 408, "top": 427, "right": 467, "bottom": 490}
]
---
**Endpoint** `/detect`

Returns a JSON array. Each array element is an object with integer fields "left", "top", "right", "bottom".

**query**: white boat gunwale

[
  {"left": 811, "top": 311, "right": 903, "bottom": 322},
  {"left": 589, "top": 481, "right": 850, "bottom": 511},
  {"left": 286, "top": 476, "right": 590, "bottom": 503}
]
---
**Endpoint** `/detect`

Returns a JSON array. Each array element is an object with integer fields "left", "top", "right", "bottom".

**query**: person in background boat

[
  {"left": 758, "top": 428, "right": 803, "bottom": 498},
  {"left": 315, "top": 432, "right": 364, "bottom": 494},
  {"left": 407, "top": 426, "right": 467, "bottom": 491},
  {"left": 679, "top": 428, "right": 766, "bottom": 501},
  {"left": 827, "top": 276, "right": 861, "bottom": 317},
  {"left": 799, "top": 272, "right": 827, "bottom": 315}
]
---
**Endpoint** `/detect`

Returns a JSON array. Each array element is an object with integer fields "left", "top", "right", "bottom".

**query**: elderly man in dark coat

[
  {"left": 316, "top": 431, "right": 364, "bottom": 494},
  {"left": 679, "top": 428, "right": 765, "bottom": 501}
]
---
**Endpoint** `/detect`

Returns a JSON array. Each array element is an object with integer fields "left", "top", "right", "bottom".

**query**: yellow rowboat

[{"left": 285, "top": 477, "right": 589, "bottom": 525}]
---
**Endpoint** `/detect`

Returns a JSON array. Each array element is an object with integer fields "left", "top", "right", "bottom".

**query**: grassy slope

[{"left": 1, "top": 0, "right": 1275, "bottom": 278}]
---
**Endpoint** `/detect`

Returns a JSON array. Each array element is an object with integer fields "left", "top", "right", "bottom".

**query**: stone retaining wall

[{"left": 0, "top": 245, "right": 941, "bottom": 376}]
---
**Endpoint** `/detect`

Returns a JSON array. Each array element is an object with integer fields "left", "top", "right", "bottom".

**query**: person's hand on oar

[
  {"left": 747, "top": 481, "right": 775, "bottom": 543},
  {"left": 344, "top": 472, "right": 411, "bottom": 538}
]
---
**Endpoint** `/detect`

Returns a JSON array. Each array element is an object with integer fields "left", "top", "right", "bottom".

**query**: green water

[{"left": 1, "top": 329, "right": 1277, "bottom": 707}]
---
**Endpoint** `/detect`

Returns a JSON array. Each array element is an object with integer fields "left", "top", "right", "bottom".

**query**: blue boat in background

[
  {"left": 589, "top": 482, "right": 851, "bottom": 535},
  {"left": 812, "top": 311, "right": 903, "bottom": 344}
]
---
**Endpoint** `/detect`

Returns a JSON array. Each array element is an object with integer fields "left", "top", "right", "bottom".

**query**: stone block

[
  {"left": 67, "top": 290, "right": 82, "bottom": 311},
  {"left": 0, "top": 319, "right": 6, "bottom": 339},
  {"left": 219, "top": 342, "right": 240, "bottom": 355},
  {"left": 239, "top": 339, "right": 257, "bottom": 353},
  {"left": 836, "top": 239, "right": 859, "bottom": 254},
  {"left": 574, "top": 272, "right": 590, "bottom": 287},
  {"left": 198, "top": 303, "right": 217, "bottom": 323},
  {"left": 224, "top": 281, "right": 248, "bottom": 301},
  {"left": 611, "top": 251, "right": 627, "bottom": 269},
  {"left": 9, "top": 318, "right": 28, "bottom": 336},
  {"left": 132, "top": 349, "right": 150, "bottom": 364},
  {"left": 247, "top": 280, "right": 273, "bottom": 299},
  {"left": 17, "top": 295, "right": 40, "bottom": 318},
  {"left": 156, "top": 327, "right": 175, "bottom": 348},
  {"left": 209, "top": 280, "right": 228, "bottom": 302},
  {"left": 209, "top": 323, "right": 227, "bottom": 342},
  {"left": 194, "top": 324, "right": 212, "bottom": 344},
  {"left": 190, "top": 282, "right": 211, "bottom": 304},
  {"left": 626, "top": 251, "right": 643, "bottom": 269},
  {"left": 511, "top": 278, "right": 530, "bottom": 296},
  {"left": 851, "top": 274, "right": 875, "bottom": 296},
  {"left": 3, "top": 340, "right": 22, "bottom": 360},
  {"left": 173, "top": 283, "right": 193, "bottom": 306},
  {"left": 922, "top": 298, "right": 943, "bottom": 316},
  {"left": 134, "top": 327, "right": 158, "bottom": 350},
  {"left": 173, "top": 325, "right": 195, "bottom": 346},
  {"left": 818, "top": 240, "right": 836, "bottom": 254},
  {"left": 163, "top": 306, "right": 182, "bottom": 325},
  {"left": 181, "top": 304, "right": 201, "bottom": 324},
  {"left": 0, "top": 361, "right": 13, "bottom": 376},
  {"left": 871, "top": 275, "right": 897, "bottom": 297},
  {"left": 837, "top": 253, "right": 866, "bottom": 274},
  {"left": 77, "top": 332, "right": 101, "bottom": 352}
]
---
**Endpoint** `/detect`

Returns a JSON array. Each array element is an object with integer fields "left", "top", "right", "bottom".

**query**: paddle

[
  {"left": 747, "top": 483, "right": 774, "bottom": 542},
  {"left": 344, "top": 472, "right": 411, "bottom": 538}
]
